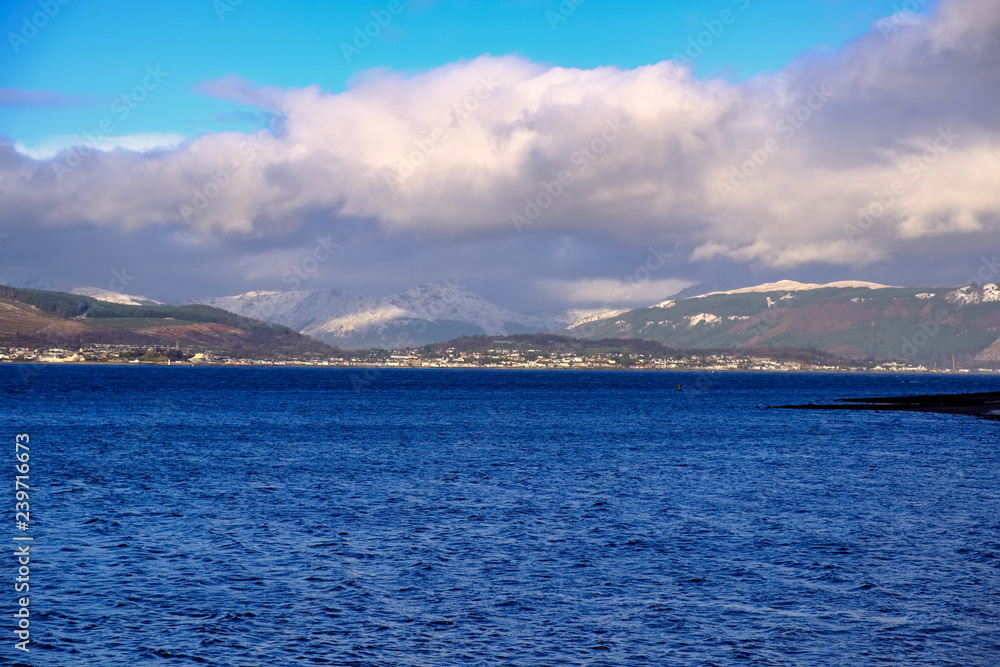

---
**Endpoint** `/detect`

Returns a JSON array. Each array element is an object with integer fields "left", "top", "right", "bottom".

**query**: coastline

[
  {"left": 1, "top": 359, "right": 997, "bottom": 375},
  {"left": 777, "top": 391, "right": 1000, "bottom": 419}
]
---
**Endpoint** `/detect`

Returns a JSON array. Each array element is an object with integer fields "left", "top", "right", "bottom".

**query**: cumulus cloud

[{"left": 1, "top": 0, "right": 998, "bottom": 278}]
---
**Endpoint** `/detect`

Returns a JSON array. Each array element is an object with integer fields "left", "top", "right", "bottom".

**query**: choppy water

[{"left": 3, "top": 366, "right": 999, "bottom": 665}]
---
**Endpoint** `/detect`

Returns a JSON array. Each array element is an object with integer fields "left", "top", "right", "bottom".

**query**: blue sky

[{"left": 2, "top": 0, "right": 999, "bottom": 310}]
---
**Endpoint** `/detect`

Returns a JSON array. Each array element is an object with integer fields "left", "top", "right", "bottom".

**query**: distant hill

[
  {"left": 193, "top": 282, "right": 593, "bottom": 349},
  {"left": 566, "top": 281, "right": 1000, "bottom": 367},
  {"left": 0, "top": 285, "right": 338, "bottom": 359},
  {"left": 679, "top": 280, "right": 893, "bottom": 300},
  {"left": 9, "top": 279, "right": 1000, "bottom": 366}
]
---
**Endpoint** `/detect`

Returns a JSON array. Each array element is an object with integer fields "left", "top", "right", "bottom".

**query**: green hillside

[
  {"left": 0, "top": 286, "right": 297, "bottom": 334},
  {"left": 0, "top": 285, "right": 339, "bottom": 359},
  {"left": 569, "top": 285, "right": 1000, "bottom": 367}
]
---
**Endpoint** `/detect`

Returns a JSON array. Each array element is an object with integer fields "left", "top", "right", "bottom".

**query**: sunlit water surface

[{"left": 3, "top": 366, "right": 999, "bottom": 665}]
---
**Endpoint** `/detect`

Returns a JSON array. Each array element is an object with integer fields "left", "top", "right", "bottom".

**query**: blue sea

[{"left": 2, "top": 365, "right": 999, "bottom": 666}]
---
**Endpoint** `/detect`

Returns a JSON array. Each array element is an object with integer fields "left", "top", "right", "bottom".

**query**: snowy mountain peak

[
  {"left": 192, "top": 282, "right": 558, "bottom": 348},
  {"left": 387, "top": 282, "right": 558, "bottom": 335},
  {"left": 192, "top": 289, "right": 373, "bottom": 332}
]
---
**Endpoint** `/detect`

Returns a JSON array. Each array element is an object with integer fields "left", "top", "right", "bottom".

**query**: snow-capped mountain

[
  {"left": 569, "top": 279, "right": 1000, "bottom": 364},
  {"left": 652, "top": 280, "right": 893, "bottom": 308},
  {"left": 192, "top": 280, "right": 914, "bottom": 349},
  {"left": 70, "top": 286, "right": 163, "bottom": 306},
  {"left": 194, "top": 283, "right": 563, "bottom": 349},
  {"left": 25, "top": 277, "right": 1000, "bottom": 361},
  {"left": 193, "top": 289, "right": 382, "bottom": 332},
  {"left": 384, "top": 283, "right": 555, "bottom": 334}
]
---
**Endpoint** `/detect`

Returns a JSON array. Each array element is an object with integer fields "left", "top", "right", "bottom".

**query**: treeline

[
  {"left": 86, "top": 303, "right": 295, "bottom": 335},
  {"left": 0, "top": 286, "right": 90, "bottom": 317},
  {"left": 0, "top": 286, "right": 293, "bottom": 335}
]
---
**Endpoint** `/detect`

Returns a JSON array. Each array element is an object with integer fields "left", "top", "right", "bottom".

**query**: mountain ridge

[
  {"left": 569, "top": 282, "right": 1000, "bottom": 366},
  {"left": 193, "top": 282, "right": 573, "bottom": 349},
  {"left": 10, "top": 278, "right": 1000, "bottom": 364}
]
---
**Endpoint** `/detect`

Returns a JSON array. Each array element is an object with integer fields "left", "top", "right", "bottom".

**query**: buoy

[{"left": 677, "top": 383, "right": 681, "bottom": 391}]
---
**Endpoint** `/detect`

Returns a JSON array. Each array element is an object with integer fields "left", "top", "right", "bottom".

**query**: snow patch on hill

[
  {"left": 304, "top": 304, "right": 414, "bottom": 338},
  {"left": 71, "top": 287, "right": 163, "bottom": 306},
  {"left": 686, "top": 313, "right": 722, "bottom": 327},
  {"left": 945, "top": 283, "right": 1000, "bottom": 306},
  {"left": 561, "top": 308, "right": 630, "bottom": 329},
  {"left": 698, "top": 280, "right": 893, "bottom": 297},
  {"left": 384, "top": 283, "right": 554, "bottom": 335},
  {"left": 194, "top": 290, "right": 313, "bottom": 322}
]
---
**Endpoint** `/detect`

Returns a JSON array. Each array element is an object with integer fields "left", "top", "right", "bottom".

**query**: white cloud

[{"left": 0, "top": 0, "right": 998, "bottom": 278}]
